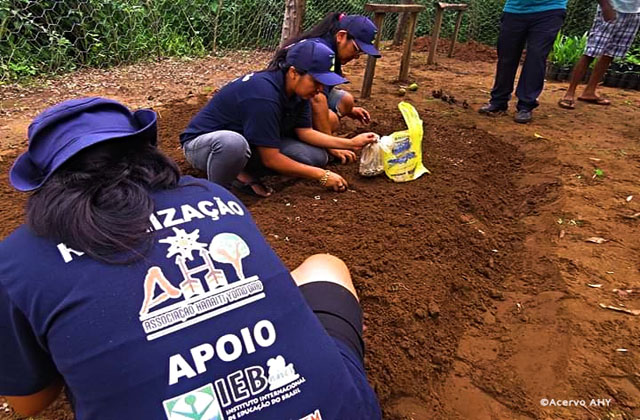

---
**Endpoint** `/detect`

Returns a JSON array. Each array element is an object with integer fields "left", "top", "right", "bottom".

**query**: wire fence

[{"left": 1, "top": 0, "right": 638, "bottom": 83}]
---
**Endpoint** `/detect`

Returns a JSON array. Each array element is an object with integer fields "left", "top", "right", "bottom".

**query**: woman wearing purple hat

[
  {"left": 269, "top": 13, "right": 382, "bottom": 163},
  {"left": 181, "top": 40, "right": 377, "bottom": 197},
  {"left": 0, "top": 97, "right": 382, "bottom": 419}
]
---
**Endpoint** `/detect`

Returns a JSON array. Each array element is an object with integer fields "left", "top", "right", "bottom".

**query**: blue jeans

[
  {"left": 182, "top": 130, "right": 251, "bottom": 189},
  {"left": 280, "top": 137, "right": 329, "bottom": 167},
  {"left": 184, "top": 131, "right": 328, "bottom": 185},
  {"left": 490, "top": 9, "right": 565, "bottom": 111}
]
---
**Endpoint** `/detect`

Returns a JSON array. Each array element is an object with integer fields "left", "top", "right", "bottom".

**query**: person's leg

[
  {"left": 486, "top": 12, "right": 529, "bottom": 110},
  {"left": 182, "top": 130, "right": 250, "bottom": 189},
  {"left": 311, "top": 93, "right": 333, "bottom": 134},
  {"left": 577, "top": 8, "right": 617, "bottom": 103},
  {"left": 293, "top": 254, "right": 364, "bottom": 362},
  {"left": 560, "top": 55, "right": 595, "bottom": 108},
  {"left": 279, "top": 137, "right": 329, "bottom": 168},
  {"left": 581, "top": 11, "right": 640, "bottom": 102},
  {"left": 333, "top": 90, "right": 354, "bottom": 119},
  {"left": 291, "top": 254, "right": 358, "bottom": 300},
  {"left": 328, "top": 110, "right": 340, "bottom": 133},
  {"left": 580, "top": 55, "right": 613, "bottom": 101},
  {"left": 515, "top": 9, "right": 565, "bottom": 112}
]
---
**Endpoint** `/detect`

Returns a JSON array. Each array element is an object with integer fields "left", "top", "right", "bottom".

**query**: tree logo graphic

[{"left": 163, "top": 384, "right": 224, "bottom": 420}]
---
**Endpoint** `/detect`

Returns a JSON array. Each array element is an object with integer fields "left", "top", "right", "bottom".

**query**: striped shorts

[{"left": 584, "top": 8, "right": 640, "bottom": 58}]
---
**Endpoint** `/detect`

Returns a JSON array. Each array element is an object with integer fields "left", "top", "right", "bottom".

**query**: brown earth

[{"left": 1, "top": 42, "right": 639, "bottom": 420}]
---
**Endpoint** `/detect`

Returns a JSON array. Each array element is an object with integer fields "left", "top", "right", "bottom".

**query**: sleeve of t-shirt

[
  {"left": 240, "top": 98, "right": 282, "bottom": 148},
  {"left": 0, "top": 285, "right": 59, "bottom": 395},
  {"left": 295, "top": 100, "right": 312, "bottom": 129}
]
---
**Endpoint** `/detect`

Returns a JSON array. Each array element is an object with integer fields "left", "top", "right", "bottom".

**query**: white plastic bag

[{"left": 359, "top": 136, "right": 384, "bottom": 177}]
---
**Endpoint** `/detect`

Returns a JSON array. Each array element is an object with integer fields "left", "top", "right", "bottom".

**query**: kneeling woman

[
  {"left": 180, "top": 40, "right": 377, "bottom": 197},
  {"left": 0, "top": 98, "right": 382, "bottom": 419}
]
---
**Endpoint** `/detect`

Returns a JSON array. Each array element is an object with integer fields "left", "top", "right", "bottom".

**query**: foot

[
  {"left": 478, "top": 103, "right": 507, "bottom": 116},
  {"left": 234, "top": 172, "right": 273, "bottom": 198},
  {"left": 557, "top": 97, "right": 576, "bottom": 109},
  {"left": 514, "top": 109, "right": 532, "bottom": 124},
  {"left": 577, "top": 95, "right": 611, "bottom": 106}
]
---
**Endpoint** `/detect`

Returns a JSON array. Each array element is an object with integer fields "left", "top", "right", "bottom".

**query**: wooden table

[
  {"left": 361, "top": 3, "right": 426, "bottom": 98},
  {"left": 427, "top": 2, "right": 469, "bottom": 65}
]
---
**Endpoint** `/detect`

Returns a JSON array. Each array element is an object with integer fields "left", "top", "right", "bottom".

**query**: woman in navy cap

[
  {"left": 0, "top": 97, "right": 382, "bottom": 419},
  {"left": 269, "top": 13, "right": 381, "bottom": 163},
  {"left": 181, "top": 40, "right": 377, "bottom": 197}
]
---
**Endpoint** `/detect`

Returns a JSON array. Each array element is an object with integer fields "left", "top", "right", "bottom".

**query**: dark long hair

[
  {"left": 26, "top": 137, "right": 180, "bottom": 264},
  {"left": 266, "top": 11, "right": 343, "bottom": 71}
]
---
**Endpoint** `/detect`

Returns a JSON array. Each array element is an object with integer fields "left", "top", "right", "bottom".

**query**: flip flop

[
  {"left": 577, "top": 96, "right": 611, "bottom": 106},
  {"left": 231, "top": 180, "right": 274, "bottom": 198},
  {"left": 557, "top": 98, "right": 576, "bottom": 109}
]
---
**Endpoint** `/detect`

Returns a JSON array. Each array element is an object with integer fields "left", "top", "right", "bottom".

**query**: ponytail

[{"left": 266, "top": 12, "right": 344, "bottom": 71}]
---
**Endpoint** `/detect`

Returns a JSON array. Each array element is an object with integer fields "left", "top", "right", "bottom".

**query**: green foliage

[
  {"left": 549, "top": 32, "right": 587, "bottom": 67},
  {"left": 1, "top": 0, "right": 639, "bottom": 82}
]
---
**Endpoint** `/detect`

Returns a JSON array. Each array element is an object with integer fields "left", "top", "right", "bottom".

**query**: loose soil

[{"left": 1, "top": 44, "right": 639, "bottom": 420}]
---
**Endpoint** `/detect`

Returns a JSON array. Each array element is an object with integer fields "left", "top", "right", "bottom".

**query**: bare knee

[{"left": 290, "top": 253, "right": 358, "bottom": 300}]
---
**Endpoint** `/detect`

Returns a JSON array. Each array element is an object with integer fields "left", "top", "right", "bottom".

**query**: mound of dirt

[{"left": 410, "top": 37, "right": 497, "bottom": 63}]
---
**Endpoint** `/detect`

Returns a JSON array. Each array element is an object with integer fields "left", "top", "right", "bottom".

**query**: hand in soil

[
  {"left": 349, "top": 106, "right": 371, "bottom": 124},
  {"left": 329, "top": 148, "right": 357, "bottom": 164},
  {"left": 323, "top": 171, "right": 349, "bottom": 192}
]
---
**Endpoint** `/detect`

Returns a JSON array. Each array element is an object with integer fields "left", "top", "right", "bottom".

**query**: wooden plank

[
  {"left": 399, "top": 11, "right": 419, "bottom": 82},
  {"left": 447, "top": 10, "right": 464, "bottom": 58},
  {"left": 437, "top": 2, "right": 468, "bottom": 11},
  {"left": 427, "top": 6, "right": 444, "bottom": 65},
  {"left": 392, "top": 0, "right": 415, "bottom": 46},
  {"left": 360, "top": 12, "right": 385, "bottom": 99},
  {"left": 365, "top": 3, "right": 425, "bottom": 13}
]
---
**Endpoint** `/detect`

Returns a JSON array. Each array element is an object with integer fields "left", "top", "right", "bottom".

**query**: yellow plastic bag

[{"left": 379, "top": 102, "right": 430, "bottom": 182}]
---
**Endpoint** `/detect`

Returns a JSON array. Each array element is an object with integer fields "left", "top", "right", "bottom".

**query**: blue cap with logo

[
  {"left": 10, "top": 97, "right": 157, "bottom": 192},
  {"left": 285, "top": 39, "right": 348, "bottom": 87},
  {"left": 339, "top": 15, "right": 381, "bottom": 58}
]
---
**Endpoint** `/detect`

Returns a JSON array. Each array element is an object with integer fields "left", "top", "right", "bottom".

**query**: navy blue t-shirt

[
  {"left": 180, "top": 71, "right": 312, "bottom": 147},
  {"left": 0, "top": 177, "right": 381, "bottom": 420}
]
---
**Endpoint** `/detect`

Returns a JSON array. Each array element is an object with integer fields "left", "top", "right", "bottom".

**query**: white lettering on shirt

[{"left": 168, "top": 319, "right": 277, "bottom": 385}]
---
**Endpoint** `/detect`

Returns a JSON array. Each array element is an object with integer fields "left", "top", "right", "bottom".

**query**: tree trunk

[
  {"left": 393, "top": 0, "right": 415, "bottom": 46},
  {"left": 280, "top": 0, "right": 306, "bottom": 45}
]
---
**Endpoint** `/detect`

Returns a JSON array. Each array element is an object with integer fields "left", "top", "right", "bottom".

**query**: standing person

[
  {"left": 181, "top": 40, "right": 377, "bottom": 197},
  {"left": 0, "top": 97, "right": 382, "bottom": 420},
  {"left": 558, "top": 0, "right": 640, "bottom": 109},
  {"left": 478, "top": 0, "right": 616, "bottom": 123},
  {"left": 270, "top": 13, "right": 381, "bottom": 163}
]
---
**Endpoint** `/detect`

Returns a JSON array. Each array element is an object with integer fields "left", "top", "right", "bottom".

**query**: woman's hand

[
  {"left": 328, "top": 148, "right": 357, "bottom": 164},
  {"left": 320, "top": 170, "right": 349, "bottom": 192},
  {"left": 350, "top": 132, "right": 378, "bottom": 149},
  {"left": 349, "top": 107, "right": 371, "bottom": 124}
]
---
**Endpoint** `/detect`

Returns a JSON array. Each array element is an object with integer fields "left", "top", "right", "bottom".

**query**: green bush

[
  {"left": 1, "top": 0, "right": 638, "bottom": 82},
  {"left": 549, "top": 31, "right": 588, "bottom": 67}
]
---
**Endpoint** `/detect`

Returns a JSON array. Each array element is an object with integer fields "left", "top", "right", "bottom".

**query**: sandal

[
  {"left": 577, "top": 96, "right": 611, "bottom": 106},
  {"left": 557, "top": 98, "right": 576, "bottom": 109},
  {"left": 231, "top": 180, "right": 274, "bottom": 198}
]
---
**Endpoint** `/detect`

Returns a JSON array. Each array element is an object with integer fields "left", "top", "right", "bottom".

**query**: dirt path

[{"left": 0, "top": 42, "right": 639, "bottom": 420}]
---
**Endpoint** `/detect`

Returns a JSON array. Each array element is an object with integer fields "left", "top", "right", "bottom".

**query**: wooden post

[
  {"left": 399, "top": 11, "right": 418, "bottom": 82},
  {"left": 280, "top": 0, "right": 306, "bottom": 45},
  {"left": 360, "top": 12, "right": 385, "bottom": 99},
  {"left": 448, "top": 10, "right": 464, "bottom": 58},
  {"left": 427, "top": 5, "right": 443, "bottom": 65},
  {"left": 392, "top": 0, "right": 414, "bottom": 46}
]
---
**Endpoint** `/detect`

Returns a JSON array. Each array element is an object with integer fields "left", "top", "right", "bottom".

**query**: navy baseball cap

[
  {"left": 10, "top": 97, "right": 157, "bottom": 192},
  {"left": 285, "top": 40, "right": 348, "bottom": 87},
  {"left": 339, "top": 15, "right": 381, "bottom": 58}
]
